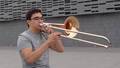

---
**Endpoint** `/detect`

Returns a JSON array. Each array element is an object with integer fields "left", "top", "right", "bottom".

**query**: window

[{"left": 65, "top": 0, "right": 70, "bottom": 3}]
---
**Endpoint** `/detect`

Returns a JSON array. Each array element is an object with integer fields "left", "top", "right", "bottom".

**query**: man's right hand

[{"left": 47, "top": 32, "right": 62, "bottom": 46}]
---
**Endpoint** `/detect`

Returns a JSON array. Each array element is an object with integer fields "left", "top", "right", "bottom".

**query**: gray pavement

[{"left": 0, "top": 46, "right": 120, "bottom": 68}]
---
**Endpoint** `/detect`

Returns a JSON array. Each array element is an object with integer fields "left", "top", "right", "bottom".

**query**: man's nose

[{"left": 38, "top": 19, "right": 44, "bottom": 23}]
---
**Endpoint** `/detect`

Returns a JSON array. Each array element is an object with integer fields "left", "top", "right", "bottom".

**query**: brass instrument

[{"left": 41, "top": 16, "right": 111, "bottom": 48}]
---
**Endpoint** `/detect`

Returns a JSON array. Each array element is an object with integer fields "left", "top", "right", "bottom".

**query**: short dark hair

[{"left": 26, "top": 8, "right": 42, "bottom": 20}]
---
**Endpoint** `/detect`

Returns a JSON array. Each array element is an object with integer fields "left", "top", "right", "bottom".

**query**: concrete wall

[
  {"left": 0, "top": 20, "right": 26, "bottom": 46},
  {"left": 0, "top": 12, "right": 120, "bottom": 47}
]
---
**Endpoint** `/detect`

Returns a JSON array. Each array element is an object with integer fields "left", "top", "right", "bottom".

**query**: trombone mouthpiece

[
  {"left": 39, "top": 23, "right": 50, "bottom": 27},
  {"left": 39, "top": 23, "right": 49, "bottom": 32}
]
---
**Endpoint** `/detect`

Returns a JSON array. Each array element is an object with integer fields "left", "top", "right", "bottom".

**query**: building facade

[{"left": 0, "top": 0, "right": 120, "bottom": 21}]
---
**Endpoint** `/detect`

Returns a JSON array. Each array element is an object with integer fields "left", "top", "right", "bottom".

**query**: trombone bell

[
  {"left": 64, "top": 16, "right": 80, "bottom": 38},
  {"left": 64, "top": 16, "right": 79, "bottom": 30}
]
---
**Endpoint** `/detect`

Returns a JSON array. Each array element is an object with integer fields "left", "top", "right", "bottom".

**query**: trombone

[{"left": 42, "top": 16, "right": 111, "bottom": 48}]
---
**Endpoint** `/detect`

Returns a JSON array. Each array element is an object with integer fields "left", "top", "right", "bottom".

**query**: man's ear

[
  {"left": 26, "top": 20, "right": 30, "bottom": 28},
  {"left": 27, "top": 20, "right": 30, "bottom": 23},
  {"left": 27, "top": 20, "right": 31, "bottom": 24}
]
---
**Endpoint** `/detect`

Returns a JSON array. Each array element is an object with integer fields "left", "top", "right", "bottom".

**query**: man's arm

[
  {"left": 20, "top": 40, "right": 50, "bottom": 64},
  {"left": 49, "top": 39, "right": 64, "bottom": 52},
  {"left": 20, "top": 32, "right": 64, "bottom": 64},
  {"left": 45, "top": 28, "right": 64, "bottom": 52}
]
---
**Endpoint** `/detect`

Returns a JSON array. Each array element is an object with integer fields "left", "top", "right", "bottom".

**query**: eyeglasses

[{"left": 31, "top": 17, "right": 45, "bottom": 21}]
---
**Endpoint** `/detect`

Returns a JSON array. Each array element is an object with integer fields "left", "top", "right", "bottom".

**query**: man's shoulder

[
  {"left": 20, "top": 30, "right": 29, "bottom": 36},
  {"left": 18, "top": 30, "right": 32, "bottom": 41}
]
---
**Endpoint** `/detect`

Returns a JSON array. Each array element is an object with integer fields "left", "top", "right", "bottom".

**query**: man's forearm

[
  {"left": 50, "top": 40, "right": 64, "bottom": 52},
  {"left": 24, "top": 40, "right": 50, "bottom": 64}
]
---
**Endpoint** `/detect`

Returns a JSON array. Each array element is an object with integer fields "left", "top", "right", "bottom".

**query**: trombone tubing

[
  {"left": 61, "top": 35, "right": 108, "bottom": 48},
  {"left": 45, "top": 23, "right": 110, "bottom": 43},
  {"left": 49, "top": 25, "right": 111, "bottom": 44}
]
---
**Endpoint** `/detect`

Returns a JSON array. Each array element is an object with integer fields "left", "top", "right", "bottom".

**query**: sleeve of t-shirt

[{"left": 17, "top": 36, "right": 32, "bottom": 52}]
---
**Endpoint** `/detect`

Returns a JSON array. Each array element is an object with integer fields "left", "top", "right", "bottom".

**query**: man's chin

[
  {"left": 38, "top": 28, "right": 44, "bottom": 32},
  {"left": 34, "top": 27, "right": 41, "bottom": 31}
]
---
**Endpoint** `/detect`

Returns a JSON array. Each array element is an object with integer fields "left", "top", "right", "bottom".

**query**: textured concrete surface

[{"left": 0, "top": 46, "right": 120, "bottom": 68}]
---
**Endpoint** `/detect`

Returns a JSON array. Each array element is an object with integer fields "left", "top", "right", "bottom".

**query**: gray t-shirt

[{"left": 17, "top": 29, "right": 49, "bottom": 68}]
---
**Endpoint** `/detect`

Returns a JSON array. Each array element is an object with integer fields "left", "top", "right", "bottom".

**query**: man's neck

[{"left": 29, "top": 27, "right": 41, "bottom": 33}]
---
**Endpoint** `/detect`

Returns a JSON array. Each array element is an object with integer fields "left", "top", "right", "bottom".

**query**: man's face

[{"left": 28, "top": 12, "right": 44, "bottom": 31}]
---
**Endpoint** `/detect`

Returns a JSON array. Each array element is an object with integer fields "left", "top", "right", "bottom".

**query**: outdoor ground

[{"left": 0, "top": 46, "right": 120, "bottom": 68}]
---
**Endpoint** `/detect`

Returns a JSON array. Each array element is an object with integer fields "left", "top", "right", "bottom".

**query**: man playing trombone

[{"left": 17, "top": 8, "right": 64, "bottom": 68}]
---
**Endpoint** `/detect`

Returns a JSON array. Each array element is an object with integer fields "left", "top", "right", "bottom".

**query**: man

[{"left": 17, "top": 8, "right": 64, "bottom": 68}]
